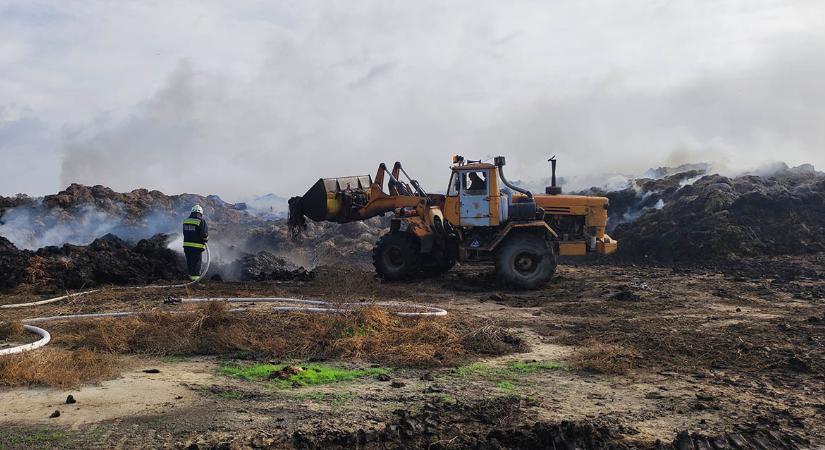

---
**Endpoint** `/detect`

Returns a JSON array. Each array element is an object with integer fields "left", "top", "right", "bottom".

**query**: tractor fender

[
  {"left": 486, "top": 221, "right": 558, "bottom": 252},
  {"left": 403, "top": 218, "right": 437, "bottom": 254}
]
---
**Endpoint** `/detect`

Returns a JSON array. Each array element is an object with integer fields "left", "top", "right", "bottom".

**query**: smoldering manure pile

[
  {"left": 581, "top": 163, "right": 825, "bottom": 269},
  {"left": 2, "top": 163, "right": 825, "bottom": 293},
  {"left": 0, "top": 184, "right": 387, "bottom": 292}
]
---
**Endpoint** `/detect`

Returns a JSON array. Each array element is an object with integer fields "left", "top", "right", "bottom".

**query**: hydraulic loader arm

[{"left": 287, "top": 162, "right": 432, "bottom": 235}]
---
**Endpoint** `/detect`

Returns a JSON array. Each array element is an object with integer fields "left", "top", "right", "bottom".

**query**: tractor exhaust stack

[
  {"left": 546, "top": 156, "right": 562, "bottom": 195},
  {"left": 494, "top": 156, "right": 532, "bottom": 199}
]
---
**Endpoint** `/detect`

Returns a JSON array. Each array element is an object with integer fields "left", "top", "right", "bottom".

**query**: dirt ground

[{"left": 1, "top": 258, "right": 823, "bottom": 449}]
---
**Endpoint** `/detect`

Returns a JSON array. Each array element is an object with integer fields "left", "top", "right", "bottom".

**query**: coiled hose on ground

[{"left": 0, "top": 246, "right": 447, "bottom": 356}]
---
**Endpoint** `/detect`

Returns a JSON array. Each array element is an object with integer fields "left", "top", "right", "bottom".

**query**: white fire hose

[
  {"left": 3, "top": 325, "right": 51, "bottom": 356},
  {"left": 1, "top": 246, "right": 447, "bottom": 356}
]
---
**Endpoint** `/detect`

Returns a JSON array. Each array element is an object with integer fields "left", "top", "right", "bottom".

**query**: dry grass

[
  {"left": 460, "top": 324, "right": 529, "bottom": 356},
  {"left": 0, "top": 302, "right": 524, "bottom": 387},
  {"left": 0, "top": 320, "right": 25, "bottom": 340},
  {"left": 50, "top": 302, "right": 526, "bottom": 367},
  {"left": 0, "top": 348, "right": 117, "bottom": 388},
  {"left": 568, "top": 341, "right": 640, "bottom": 375}
]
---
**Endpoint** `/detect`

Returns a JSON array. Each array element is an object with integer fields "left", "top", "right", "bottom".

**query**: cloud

[{"left": 1, "top": 1, "right": 824, "bottom": 199}]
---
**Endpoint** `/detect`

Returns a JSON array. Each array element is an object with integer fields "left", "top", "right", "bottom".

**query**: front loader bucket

[{"left": 288, "top": 175, "right": 372, "bottom": 236}]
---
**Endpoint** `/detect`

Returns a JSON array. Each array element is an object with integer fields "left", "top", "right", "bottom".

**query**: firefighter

[{"left": 182, "top": 205, "right": 209, "bottom": 281}]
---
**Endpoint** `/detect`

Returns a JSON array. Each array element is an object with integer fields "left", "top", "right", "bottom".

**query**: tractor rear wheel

[
  {"left": 372, "top": 232, "right": 420, "bottom": 280},
  {"left": 495, "top": 232, "right": 557, "bottom": 289}
]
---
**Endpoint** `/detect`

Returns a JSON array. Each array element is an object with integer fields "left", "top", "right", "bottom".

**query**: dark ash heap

[
  {"left": 0, "top": 184, "right": 381, "bottom": 291},
  {"left": 599, "top": 164, "right": 825, "bottom": 263},
  {"left": 0, "top": 233, "right": 184, "bottom": 291}
]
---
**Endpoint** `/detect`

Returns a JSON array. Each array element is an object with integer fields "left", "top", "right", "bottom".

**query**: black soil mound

[
  {"left": 0, "top": 233, "right": 185, "bottom": 292},
  {"left": 289, "top": 395, "right": 812, "bottom": 449},
  {"left": 612, "top": 166, "right": 825, "bottom": 263}
]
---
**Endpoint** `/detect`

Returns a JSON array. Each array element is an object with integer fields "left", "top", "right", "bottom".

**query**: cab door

[{"left": 459, "top": 170, "right": 491, "bottom": 227}]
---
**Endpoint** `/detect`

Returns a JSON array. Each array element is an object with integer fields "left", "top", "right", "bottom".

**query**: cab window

[
  {"left": 462, "top": 170, "right": 487, "bottom": 195},
  {"left": 447, "top": 172, "right": 461, "bottom": 196}
]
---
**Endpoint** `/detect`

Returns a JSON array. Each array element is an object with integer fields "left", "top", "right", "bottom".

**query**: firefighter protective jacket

[{"left": 182, "top": 212, "right": 209, "bottom": 249}]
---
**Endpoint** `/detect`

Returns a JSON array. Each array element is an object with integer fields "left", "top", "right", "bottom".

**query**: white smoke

[
  {"left": 19, "top": 1, "right": 817, "bottom": 201},
  {"left": 0, "top": 204, "right": 121, "bottom": 250},
  {"left": 0, "top": 202, "right": 184, "bottom": 250},
  {"left": 241, "top": 194, "right": 290, "bottom": 219},
  {"left": 678, "top": 174, "right": 704, "bottom": 187}
]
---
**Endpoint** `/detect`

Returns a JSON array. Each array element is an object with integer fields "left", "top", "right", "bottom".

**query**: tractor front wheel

[
  {"left": 495, "top": 233, "right": 557, "bottom": 289},
  {"left": 421, "top": 243, "right": 457, "bottom": 275},
  {"left": 372, "top": 232, "right": 420, "bottom": 280}
]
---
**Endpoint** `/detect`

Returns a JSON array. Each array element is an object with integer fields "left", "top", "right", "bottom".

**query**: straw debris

[
  {"left": 0, "top": 348, "right": 117, "bottom": 388},
  {"left": 50, "top": 303, "right": 526, "bottom": 368}
]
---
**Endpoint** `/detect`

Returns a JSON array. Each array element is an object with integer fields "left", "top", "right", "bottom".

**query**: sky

[{"left": 1, "top": 0, "right": 824, "bottom": 201}]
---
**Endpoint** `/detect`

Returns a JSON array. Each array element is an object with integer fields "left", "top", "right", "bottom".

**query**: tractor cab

[{"left": 444, "top": 160, "right": 501, "bottom": 227}]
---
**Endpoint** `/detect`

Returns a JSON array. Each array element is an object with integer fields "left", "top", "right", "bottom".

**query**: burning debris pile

[
  {"left": 0, "top": 183, "right": 261, "bottom": 251},
  {"left": 610, "top": 164, "right": 825, "bottom": 263},
  {"left": 0, "top": 194, "right": 32, "bottom": 216},
  {"left": 3, "top": 160, "right": 824, "bottom": 291},
  {"left": 578, "top": 169, "right": 706, "bottom": 230},
  {"left": 0, "top": 233, "right": 184, "bottom": 291},
  {"left": 0, "top": 184, "right": 259, "bottom": 291},
  {"left": 244, "top": 217, "right": 387, "bottom": 265},
  {"left": 233, "top": 251, "right": 314, "bottom": 282},
  {"left": 0, "top": 184, "right": 386, "bottom": 291},
  {"left": 0, "top": 183, "right": 386, "bottom": 265}
]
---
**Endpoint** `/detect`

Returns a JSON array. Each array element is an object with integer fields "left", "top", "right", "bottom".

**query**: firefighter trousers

[{"left": 184, "top": 247, "right": 203, "bottom": 280}]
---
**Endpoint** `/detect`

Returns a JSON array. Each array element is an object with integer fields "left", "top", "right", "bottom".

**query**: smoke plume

[
  {"left": 36, "top": 2, "right": 822, "bottom": 201},
  {"left": 0, "top": 202, "right": 183, "bottom": 250}
]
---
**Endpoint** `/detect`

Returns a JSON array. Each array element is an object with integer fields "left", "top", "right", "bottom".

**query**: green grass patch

[
  {"left": 22, "top": 429, "right": 65, "bottom": 444},
  {"left": 497, "top": 380, "right": 515, "bottom": 392},
  {"left": 219, "top": 363, "right": 390, "bottom": 388},
  {"left": 453, "top": 360, "right": 565, "bottom": 381},
  {"left": 2, "top": 429, "right": 65, "bottom": 447},
  {"left": 425, "top": 393, "right": 457, "bottom": 405},
  {"left": 453, "top": 362, "right": 492, "bottom": 377},
  {"left": 506, "top": 360, "right": 565, "bottom": 373}
]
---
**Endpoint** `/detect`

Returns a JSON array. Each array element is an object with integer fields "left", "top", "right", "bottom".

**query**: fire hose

[{"left": 1, "top": 246, "right": 447, "bottom": 356}]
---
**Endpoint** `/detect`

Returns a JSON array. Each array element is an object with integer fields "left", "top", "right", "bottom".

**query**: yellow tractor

[{"left": 288, "top": 155, "right": 616, "bottom": 289}]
